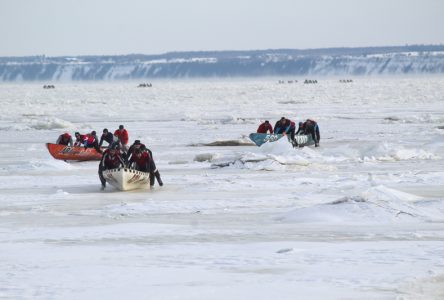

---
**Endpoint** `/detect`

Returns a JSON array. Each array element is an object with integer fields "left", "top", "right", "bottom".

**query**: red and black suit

[{"left": 98, "top": 149, "right": 126, "bottom": 188}]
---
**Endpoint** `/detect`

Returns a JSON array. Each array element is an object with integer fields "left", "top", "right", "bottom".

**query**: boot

[{"left": 155, "top": 171, "right": 163, "bottom": 186}]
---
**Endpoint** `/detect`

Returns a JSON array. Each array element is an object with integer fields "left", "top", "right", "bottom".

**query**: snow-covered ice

[{"left": 0, "top": 77, "right": 444, "bottom": 299}]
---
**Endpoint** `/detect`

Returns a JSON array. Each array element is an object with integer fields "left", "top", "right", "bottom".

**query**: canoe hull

[
  {"left": 103, "top": 168, "right": 150, "bottom": 191},
  {"left": 249, "top": 133, "right": 315, "bottom": 147},
  {"left": 46, "top": 143, "right": 102, "bottom": 161}
]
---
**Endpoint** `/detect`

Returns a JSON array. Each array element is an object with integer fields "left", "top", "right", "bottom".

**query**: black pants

[
  {"left": 98, "top": 166, "right": 106, "bottom": 186},
  {"left": 288, "top": 127, "right": 296, "bottom": 142},
  {"left": 136, "top": 159, "right": 160, "bottom": 186},
  {"left": 305, "top": 124, "right": 320, "bottom": 142}
]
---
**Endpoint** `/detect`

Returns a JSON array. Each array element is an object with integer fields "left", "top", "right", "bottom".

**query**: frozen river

[{"left": 0, "top": 77, "right": 444, "bottom": 299}]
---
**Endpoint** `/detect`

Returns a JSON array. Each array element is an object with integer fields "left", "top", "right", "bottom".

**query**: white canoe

[{"left": 103, "top": 168, "right": 150, "bottom": 191}]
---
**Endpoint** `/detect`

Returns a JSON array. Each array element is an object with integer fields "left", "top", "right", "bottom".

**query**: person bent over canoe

[
  {"left": 73, "top": 132, "right": 86, "bottom": 147},
  {"left": 56, "top": 132, "right": 73, "bottom": 146},
  {"left": 128, "top": 145, "right": 163, "bottom": 188},
  {"left": 98, "top": 143, "right": 126, "bottom": 190},
  {"left": 297, "top": 119, "right": 320, "bottom": 147},
  {"left": 257, "top": 120, "right": 273, "bottom": 134},
  {"left": 274, "top": 117, "right": 296, "bottom": 146},
  {"left": 126, "top": 139, "right": 145, "bottom": 164},
  {"left": 83, "top": 131, "right": 102, "bottom": 153},
  {"left": 99, "top": 128, "right": 116, "bottom": 149}
]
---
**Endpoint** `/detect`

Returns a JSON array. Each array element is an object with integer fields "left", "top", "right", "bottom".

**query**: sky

[{"left": 1, "top": 0, "right": 443, "bottom": 57}]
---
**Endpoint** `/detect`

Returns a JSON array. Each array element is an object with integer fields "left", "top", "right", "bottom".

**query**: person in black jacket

[
  {"left": 274, "top": 117, "right": 296, "bottom": 145},
  {"left": 297, "top": 119, "right": 320, "bottom": 147},
  {"left": 98, "top": 143, "right": 126, "bottom": 190},
  {"left": 99, "top": 128, "right": 115, "bottom": 148}
]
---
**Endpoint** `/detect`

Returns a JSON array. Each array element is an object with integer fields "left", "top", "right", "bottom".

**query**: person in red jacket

[
  {"left": 98, "top": 143, "right": 126, "bottom": 190},
  {"left": 73, "top": 132, "right": 87, "bottom": 147},
  {"left": 256, "top": 120, "right": 273, "bottom": 134},
  {"left": 114, "top": 125, "right": 129, "bottom": 152},
  {"left": 83, "top": 131, "right": 102, "bottom": 153},
  {"left": 56, "top": 132, "right": 73, "bottom": 146}
]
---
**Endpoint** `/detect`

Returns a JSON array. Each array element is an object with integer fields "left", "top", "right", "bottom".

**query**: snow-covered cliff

[{"left": 1, "top": 45, "right": 443, "bottom": 81}]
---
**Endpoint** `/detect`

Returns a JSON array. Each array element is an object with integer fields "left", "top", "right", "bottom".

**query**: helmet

[
  {"left": 299, "top": 122, "right": 303, "bottom": 127},
  {"left": 134, "top": 140, "right": 140, "bottom": 145},
  {"left": 111, "top": 143, "right": 120, "bottom": 150},
  {"left": 119, "top": 125, "right": 124, "bottom": 130},
  {"left": 91, "top": 131, "right": 96, "bottom": 136},
  {"left": 103, "top": 128, "right": 108, "bottom": 133}
]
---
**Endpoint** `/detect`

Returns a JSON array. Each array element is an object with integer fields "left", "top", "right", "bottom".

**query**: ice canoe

[
  {"left": 249, "top": 133, "right": 315, "bottom": 147},
  {"left": 103, "top": 168, "right": 150, "bottom": 191},
  {"left": 46, "top": 143, "right": 103, "bottom": 161}
]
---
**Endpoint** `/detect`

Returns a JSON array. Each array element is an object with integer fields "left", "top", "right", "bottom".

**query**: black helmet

[
  {"left": 119, "top": 125, "right": 124, "bottom": 130},
  {"left": 134, "top": 140, "right": 140, "bottom": 145},
  {"left": 103, "top": 128, "right": 108, "bottom": 133},
  {"left": 91, "top": 131, "right": 96, "bottom": 135}
]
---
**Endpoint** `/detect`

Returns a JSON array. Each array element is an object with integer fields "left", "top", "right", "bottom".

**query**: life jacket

[
  {"left": 257, "top": 123, "right": 273, "bottom": 134},
  {"left": 130, "top": 151, "right": 151, "bottom": 170},
  {"left": 74, "top": 134, "right": 86, "bottom": 146},
  {"left": 58, "top": 133, "right": 71, "bottom": 145},
  {"left": 84, "top": 134, "right": 95, "bottom": 146},
  {"left": 104, "top": 150, "right": 123, "bottom": 169},
  {"left": 303, "top": 119, "right": 317, "bottom": 131}
]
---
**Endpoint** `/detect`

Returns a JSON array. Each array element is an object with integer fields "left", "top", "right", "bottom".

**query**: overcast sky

[{"left": 1, "top": 0, "right": 443, "bottom": 56}]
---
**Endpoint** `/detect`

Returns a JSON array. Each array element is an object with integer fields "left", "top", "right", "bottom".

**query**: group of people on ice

[
  {"left": 56, "top": 125, "right": 128, "bottom": 153},
  {"left": 56, "top": 124, "right": 163, "bottom": 190},
  {"left": 257, "top": 117, "right": 320, "bottom": 147}
]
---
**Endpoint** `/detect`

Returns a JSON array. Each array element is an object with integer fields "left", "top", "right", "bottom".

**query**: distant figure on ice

[
  {"left": 127, "top": 141, "right": 163, "bottom": 187},
  {"left": 256, "top": 120, "right": 273, "bottom": 134},
  {"left": 56, "top": 132, "right": 73, "bottom": 146},
  {"left": 274, "top": 117, "right": 296, "bottom": 145},
  {"left": 114, "top": 125, "right": 129, "bottom": 153},
  {"left": 297, "top": 119, "right": 320, "bottom": 147},
  {"left": 98, "top": 143, "right": 126, "bottom": 190},
  {"left": 99, "top": 128, "right": 116, "bottom": 149}
]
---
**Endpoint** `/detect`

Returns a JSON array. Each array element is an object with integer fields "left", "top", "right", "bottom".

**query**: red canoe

[{"left": 46, "top": 143, "right": 103, "bottom": 161}]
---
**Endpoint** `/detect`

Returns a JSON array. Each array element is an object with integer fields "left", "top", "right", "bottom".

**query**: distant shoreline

[{"left": 1, "top": 45, "right": 444, "bottom": 81}]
